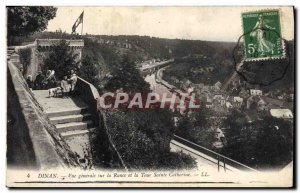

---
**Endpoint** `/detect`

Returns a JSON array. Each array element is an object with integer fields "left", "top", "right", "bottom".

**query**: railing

[
  {"left": 173, "top": 135, "right": 257, "bottom": 172},
  {"left": 75, "top": 77, "right": 100, "bottom": 126}
]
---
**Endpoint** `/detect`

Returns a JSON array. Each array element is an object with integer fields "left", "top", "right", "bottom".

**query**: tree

[
  {"left": 175, "top": 110, "right": 214, "bottom": 148},
  {"left": 79, "top": 56, "right": 101, "bottom": 86},
  {"left": 105, "top": 109, "right": 196, "bottom": 169},
  {"left": 7, "top": 6, "right": 57, "bottom": 45},
  {"left": 254, "top": 116, "right": 293, "bottom": 169},
  {"left": 104, "top": 54, "right": 150, "bottom": 92},
  {"left": 222, "top": 110, "right": 293, "bottom": 169},
  {"left": 43, "top": 40, "right": 79, "bottom": 80}
]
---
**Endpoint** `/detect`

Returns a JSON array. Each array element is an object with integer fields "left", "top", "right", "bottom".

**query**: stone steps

[
  {"left": 49, "top": 113, "right": 92, "bottom": 125},
  {"left": 56, "top": 120, "right": 94, "bottom": 133},
  {"left": 46, "top": 106, "right": 89, "bottom": 118},
  {"left": 60, "top": 128, "right": 96, "bottom": 138},
  {"left": 37, "top": 95, "right": 97, "bottom": 157}
]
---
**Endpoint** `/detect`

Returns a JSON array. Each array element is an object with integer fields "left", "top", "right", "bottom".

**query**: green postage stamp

[{"left": 242, "top": 10, "right": 285, "bottom": 61}]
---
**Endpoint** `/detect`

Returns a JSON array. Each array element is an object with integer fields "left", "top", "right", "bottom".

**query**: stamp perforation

[{"left": 241, "top": 8, "right": 286, "bottom": 62}]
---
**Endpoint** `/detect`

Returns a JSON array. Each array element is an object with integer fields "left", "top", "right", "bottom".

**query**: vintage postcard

[{"left": 6, "top": 6, "right": 295, "bottom": 188}]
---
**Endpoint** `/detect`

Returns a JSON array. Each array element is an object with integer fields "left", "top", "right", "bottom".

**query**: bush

[
  {"left": 175, "top": 111, "right": 215, "bottom": 149},
  {"left": 222, "top": 111, "right": 293, "bottom": 170},
  {"left": 19, "top": 48, "right": 32, "bottom": 76},
  {"left": 105, "top": 109, "right": 196, "bottom": 169},
  {"left": 42, "top": 40, "right": 79, "bottom": 80}
]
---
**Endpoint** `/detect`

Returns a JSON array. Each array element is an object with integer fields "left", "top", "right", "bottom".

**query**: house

[
  {"left": 201, "top": 86, "right": 210, "bottom": 93},
  {"left": 206, "top": 102, "right": 213, "bottom": 109},
  {"left": 213, "top": 94, "right": 226, "bottom": 106},
  {"left": 214, "top": 81, "right": 222, "bottom": 89},
  {"left": 270, "top": 109, "right": 293, "bottom": 119},
  {"left": 182, "top": 79, "right": 191, "bottom": 87},
  {"left": 239, "top": 88, "right": 249, "bottom": 98},
  {"left": 277, "top": 95, "right": 284, "bottom": 100},
  {"left": 257, "top": 98, "right": 268, "bottom": 111},
  {"left": 188, "top": 87, "right": 194, "bottom": 94},
  {"left": 250, "top": 89, "right": 262, "bottom": 96},
  {"left": 206, "top": 94, "right": 213, "bottom": 103},
  {"left": 196, "top": 83, "right": 205, "bottom": 89},
  {"left": 233, "top": 96, "right": 244, "bottom": 107},
  {"left": 203, "top": 95, "right": 213, "bottom": 108},
  {"left": 226, "top": 101, "right": 233, "bottom": 109},
  {"left": 215, "top": 128, "right": 225, "bottom": 140},
  {"left": 246, "top": 96, "right": 253, "bottom": 109},
  {"left": 211, "top": 85, "right": 221, "bottom": 92}
]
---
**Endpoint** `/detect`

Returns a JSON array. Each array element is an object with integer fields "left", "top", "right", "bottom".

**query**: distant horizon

[
  {"left": 46, "top": 7, "right": 294, "bottom": 42},
  {"left": 42, "top": 30, "right": 242, "bottom": 43}
]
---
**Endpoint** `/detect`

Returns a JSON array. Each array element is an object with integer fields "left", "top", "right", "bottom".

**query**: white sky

[{"left": 46, "top": 6, "right": 293, "bottom": 41}]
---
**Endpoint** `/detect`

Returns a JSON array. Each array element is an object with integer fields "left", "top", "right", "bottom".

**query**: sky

[{"left": 46, "top": 6, "right": 294, "bottom": 41}]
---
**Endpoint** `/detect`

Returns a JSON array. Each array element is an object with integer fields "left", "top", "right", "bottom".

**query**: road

[{"left": 170, "top": 140, "right": 229, "bottom": 171}]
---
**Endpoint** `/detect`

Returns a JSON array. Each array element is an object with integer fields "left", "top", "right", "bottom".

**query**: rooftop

[{"left": 270, "top": 109, "right": 293, "bottom": 119}]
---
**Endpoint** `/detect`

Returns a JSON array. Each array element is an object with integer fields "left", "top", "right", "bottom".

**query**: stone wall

[
  {"left": 12, "top": 39, "right": 84, "bottom": 81},
  {"left": 7, "top": 60, "right": 80, "bottom": 170},
  {"left": 75, "top": 77, "right": 100, "bottom": 126}
]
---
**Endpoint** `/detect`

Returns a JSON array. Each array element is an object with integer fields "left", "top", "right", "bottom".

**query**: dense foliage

[
  {"left": 78, "top": 56, "right": 101, "bottom": 86},
  {"left": 222, "top": 110, "right": 293, "bottom": 170},
  {"left": 18, "top": 47, "right": 32, "bottom": 76},
  {"left": 7, "top": 6, "right": 57, "bottom": 45},
  {"left": 104, "top": 55, "right": 150, "bottom": 92},
  {"left": 43, "top": 40, "right": 79, "bottom": 80},
  {"left": 164, "top": 54, "right": 233, "bottom": 85},
  {"left": 105, "top": 110, "right": 196, "bottom": 169},
  {"left": 175, "top": 110, "right": 215, "bottom": 149}
]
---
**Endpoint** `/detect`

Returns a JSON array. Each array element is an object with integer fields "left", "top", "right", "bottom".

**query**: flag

[{"left": 72, "top": 11, "right": 84, "bottom": 34}]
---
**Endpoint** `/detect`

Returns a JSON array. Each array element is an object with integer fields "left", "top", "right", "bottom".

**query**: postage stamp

[{"left": 242, "top": 10, "right": 285, "bottom": 61}]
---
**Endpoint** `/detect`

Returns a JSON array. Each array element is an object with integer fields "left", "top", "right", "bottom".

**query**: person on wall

[
  {"left": 45, "top": 70, "right": 57, "bottom": 89},
  {"left": 61, "top": 76, "right": 71, "bottom": 98},
  {"left": 33, "top": 71, "right": 45, "bottom": 90},
  {"left": 68, "top": 69, "right": 78, "bottom": 95}
]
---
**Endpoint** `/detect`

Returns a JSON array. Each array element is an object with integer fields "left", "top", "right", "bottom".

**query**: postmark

[
  {"left": 232, "top": 9, "right": 291, "bottom": 86},
  {"left": 242, "top": 10, "right": 285, "bottom": 61}
]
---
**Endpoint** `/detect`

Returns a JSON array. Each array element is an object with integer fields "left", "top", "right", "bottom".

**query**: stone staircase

[
  {"left": 46, "top": 106, "right": 96, "bottom": 138},
  {"left": 32, "top": 90, "right": 97, "bottom": 157}
]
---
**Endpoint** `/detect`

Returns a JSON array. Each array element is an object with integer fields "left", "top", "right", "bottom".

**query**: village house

[
  {"left": 214, "top": 81, "right": 222, "bottom": 89},
  {"left": 257, "top": 98, "right": 268, "bottom": 111},
  {"left": 233, "top": 96, "right": 244, "bottom": 108},
  {"left": 195, "top": 83, "right": 205, "bottom": 90},
  {"left": 270, "top": 109, "right": 293, "bottom": 119},
  {"left": 250, "top": 89, "right": 263, "bottom": 96},
  {"left": 246, "top": 96, "right": 257, "bottom": 109},
  {"left": 206, "top": 102, "right": 213, "bottom": 109},
  {"left": 239, "top": 88, "right": 249, "bottom": 98},
  {"left": 213, "top": 94, "right": 226, "bottom": 107},
  {"left": 226, "top": 101, "right": 233, "bottom": 109},
  {"left": 203, "top": 95, "right": 213, "bottom": 109}
]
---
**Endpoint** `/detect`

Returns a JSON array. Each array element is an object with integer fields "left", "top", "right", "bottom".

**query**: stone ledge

[
  {"left": 36, "top": 39, "right": 84, "bottom": 48},
  {"left": 8, "top": 60, "right": 79, "bottom": 169}
]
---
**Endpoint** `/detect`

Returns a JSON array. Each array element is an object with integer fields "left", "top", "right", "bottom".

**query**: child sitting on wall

[{"left": 61, "top": 76, "right": 71, "bottom": 98}]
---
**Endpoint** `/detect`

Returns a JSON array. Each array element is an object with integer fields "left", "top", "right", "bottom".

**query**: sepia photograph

[{"left": 6, "top": 6, "right": 294, "bottom": 188}]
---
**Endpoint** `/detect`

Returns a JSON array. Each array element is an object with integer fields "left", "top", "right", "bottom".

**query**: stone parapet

[{"left": 7, "top": 60, "right": 80, "bottom": 169}]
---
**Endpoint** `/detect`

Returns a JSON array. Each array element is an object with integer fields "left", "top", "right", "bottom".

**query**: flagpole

[{"left": 81, "top": 11, "right": 84, "bottom": 36}]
